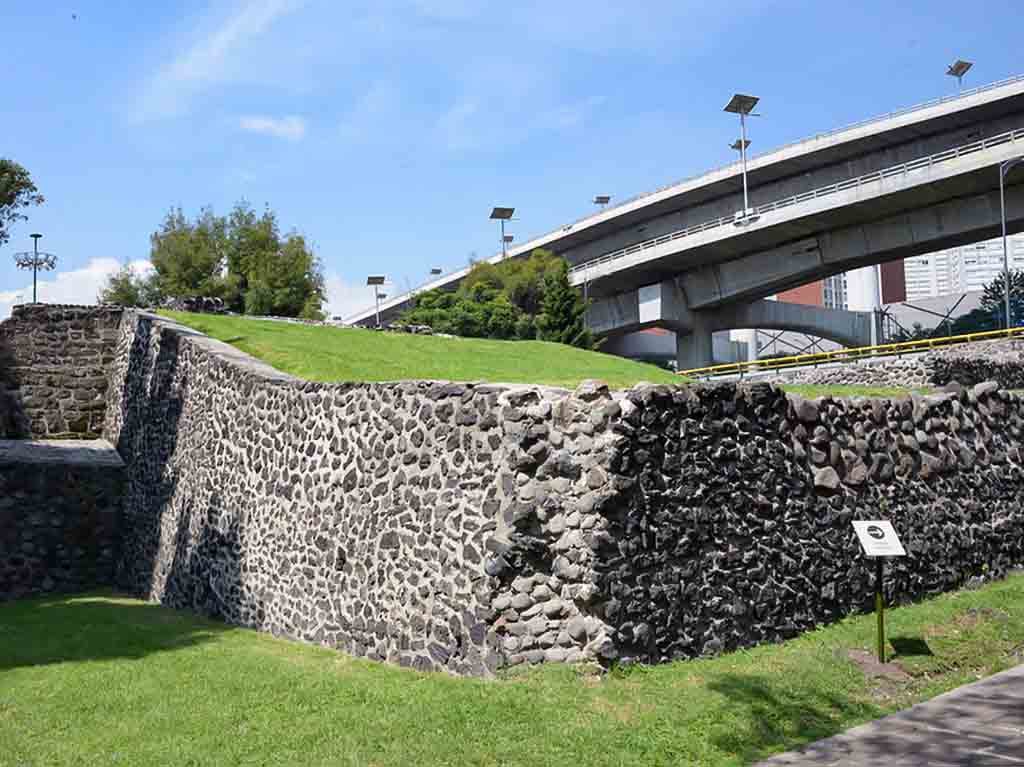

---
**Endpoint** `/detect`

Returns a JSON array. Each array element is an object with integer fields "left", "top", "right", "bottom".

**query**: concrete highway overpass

[{"left": 347, "top": 74, "right": 1024, "bottom": 367}]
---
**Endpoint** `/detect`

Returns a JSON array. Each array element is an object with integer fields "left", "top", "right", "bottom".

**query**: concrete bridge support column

[{"left": 676, "top": 314, "right": 714, "bottom": 371}]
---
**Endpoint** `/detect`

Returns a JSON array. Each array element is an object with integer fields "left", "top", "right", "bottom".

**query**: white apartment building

[
  {"left": 823, "top": 274, "right": 847, "bottom": 310},
  {"left": 904, "top": 235, "right": 1024, "bottom": 300}
]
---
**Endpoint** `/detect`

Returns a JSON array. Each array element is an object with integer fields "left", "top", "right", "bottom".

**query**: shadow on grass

[
  {"left": 891, "top": 637, "right": 934, "bottom": 658},
  {"left": 0, "top": 592, "right": 227, "bottom": 672},
  {"left": 706, "top": 673, "right": 881, "bottom": 763}
]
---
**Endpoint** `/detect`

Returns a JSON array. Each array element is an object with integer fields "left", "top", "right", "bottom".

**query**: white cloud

[
  {"left": 135, "top": 0, "right": 305, "bottom": 121},
  {"left": 0, "top": 259, "right": 153, "bottom": 319},
  {"left": 324, "top": 274, "right": 376, "bottom": 322},
  {"left": 239, "top": 115, "right": 308, "bottom": 140},
  {"left": 338, "top": 82, "right": 403, "bottom": 145}
]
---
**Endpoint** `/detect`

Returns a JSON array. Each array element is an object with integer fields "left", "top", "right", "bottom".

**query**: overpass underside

[
  {"left": 583, "top": 135, "right": 1024, "bottom": 369},
  {"left": 588, "top": 292, "right": 879, "bottom": 369}
]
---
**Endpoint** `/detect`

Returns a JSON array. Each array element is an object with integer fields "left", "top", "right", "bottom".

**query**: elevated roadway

[{"left": 347, "top": 75, "right": 1024, "bottom": 365}]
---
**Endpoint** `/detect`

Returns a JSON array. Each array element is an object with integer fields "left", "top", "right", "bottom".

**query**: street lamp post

[
  {"left": 999, "top": 156, "right": 1024, "bottom": 329},
  {"left": 946, "top": 59, "right": 973, "bottom": 92},
  {"left": 490, "top": 207, "right": 515, "bottom": 259},
  {"left": 724, "top": 94, "right": 760, "bottom": 226},
  {"left": 366, "top": 275, "right": 387, "bottom": 328},
  {"left": 13, "top": 233, "right": 58, "bottom": 304}
]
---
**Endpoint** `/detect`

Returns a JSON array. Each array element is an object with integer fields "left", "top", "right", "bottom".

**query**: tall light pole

[
  {"left": 13, "top": 233, "right": 58, "bottom": 304},
  {"left": 946, "top": 59, "right": 973, "bottom": 92},
  {"left": 999, "top": 157, "right": 1024, "bottom": 329},
  {"left": 490, "top": 207, "right": 515, "bottom": 259},
  {"left": 367, "top": 275, "right": 386, "bottom": 328},
  {"left": 724, "top": 93, "right": 760, "bottom": 226}
]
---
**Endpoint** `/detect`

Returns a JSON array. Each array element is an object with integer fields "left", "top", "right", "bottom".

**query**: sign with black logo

[{"left": 852, "top": 520, "right": 906, "bottom": 558}]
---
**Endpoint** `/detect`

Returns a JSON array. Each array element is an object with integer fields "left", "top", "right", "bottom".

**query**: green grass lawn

[
  {"left": 158, "top": 312, "right": 923, "bottom": 398},
  {"left": 3, "top": 576, "right": 1023, "bottom": 766},
  {"left": 779, "top": 384, "right": 924, "bottom": 399},
  {"left": 161, "top": 311, "right": 681, "bottom": 389}
]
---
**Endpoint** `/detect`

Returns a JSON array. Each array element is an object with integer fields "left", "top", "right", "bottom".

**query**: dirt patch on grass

[
  {"left": 846, "top": 649, "right": 912, "bottom": 682},
  {"left": 846, "top": 650, "right": 915, "bottom": 705}
]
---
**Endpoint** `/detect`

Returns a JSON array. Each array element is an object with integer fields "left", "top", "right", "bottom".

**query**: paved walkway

[{"left": 755, "top": 664, "right": 1024, "bottom": 766}]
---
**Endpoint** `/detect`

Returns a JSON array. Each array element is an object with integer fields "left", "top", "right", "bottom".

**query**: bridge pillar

[{"left": 676, "top": 315, "right": 714, "bottom": 370}]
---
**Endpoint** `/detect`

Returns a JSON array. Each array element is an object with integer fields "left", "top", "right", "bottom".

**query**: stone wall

[
  {"left": 103, "top": 310, "right": 1024, "bottom": 674},
  {"left": 929, "top": 339, "right": 1024, "bottom": 390},
  {"left": 762, "top": 337, "right": 1024, "bottom": 391},
  {"left": 0, "top": 440, "right": 124, "bottom": 600},
  {"left": 579, "top": 382, "right": 1024, "bottom": 664},
  {"left": 0, "top": 304, "right": 123, "bottom": 438},
  {"left": 105, "top": 312, "right": 515, "bottom": 674}
]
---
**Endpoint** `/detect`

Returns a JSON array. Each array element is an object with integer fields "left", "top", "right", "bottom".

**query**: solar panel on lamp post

[
  {"left": 366, "top": 275, "right": 386, "bottom": 328},
  {"left": 999, "top": 157, "right": 1024, "bottom": 330},
  {"left": 724, "top": 94, "right": 760, "bottom": 226},
  {"left": 13, "top": 233, "right": 58, "bottom": 304},
  {"left": 946, "top": 59, "right": 973, "bottom": 92},
  {"left": 490, "top": 206, "right": 515, "bottom": 259}
]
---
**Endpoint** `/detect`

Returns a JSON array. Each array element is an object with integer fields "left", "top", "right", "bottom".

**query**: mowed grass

[
  {"left": 160, "top": 311, "right": 681, "bottom": 389},
  {"left": 780, "top": 384, "right": 925, "bottom": 399},
  {"left": 3, "top": 576, "right": 1023, "bottom": 767}
]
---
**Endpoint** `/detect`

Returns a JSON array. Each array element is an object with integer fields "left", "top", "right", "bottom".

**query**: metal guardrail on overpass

[
  {"left": 570, "top": 126, "right": 1024, "bottom": 282},
  {"left": 560, "top": 73, "right": 1024, "bottom": 235},
  {"left": 680, "top": 326, "right": 1024, "bottom": 380}
]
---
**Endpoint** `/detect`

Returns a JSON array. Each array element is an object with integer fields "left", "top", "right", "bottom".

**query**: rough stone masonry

[
  {"left": 95, "top": 309, "right": 1024, "bottom": 674},
  {"left": 761, "top": 337, "right": 1024, "bottom": 391},
  {"left": 0, "top": 440, "right": 124, "bottom": 600},
  {"left": 0, "top": 304, "right": 122, "bottom": 439}
]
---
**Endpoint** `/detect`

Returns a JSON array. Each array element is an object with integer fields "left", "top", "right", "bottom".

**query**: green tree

[
  {"left": 0, "top": 159, "right": 44, "bottom": 248},
  {"left": 486, "top": 295, "right": 520, "bottom": 339},
  {"left": 148, "top": 202, "right": 325, "bottom": 318},
  {"left": 244, "top": 233, "right": 325, "bottom": 319},
  {"left": 981, "top": 269, "right": 1024, "bottom": 327},
  {"left": 400, "top": 248, "right": 594, "bottom": 345},
  {"left": 536, "top": 259, "right": 596, "bottom": 349},
  {"left": 97, "top": 264, "right": 158, "bottom": 307},
  {"left": 149, "top": 207, "right": 227, "bottom": 299}
]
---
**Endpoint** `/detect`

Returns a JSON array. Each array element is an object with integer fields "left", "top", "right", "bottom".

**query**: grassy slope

[
  {"left": 2, "top": 577, "right": 1022, "bottom": 767},
  {"left": 161, "top": 311, "right": 681, "bottom": 389},
  {"left": 160, "top": 312, "right": 921, "bottom": 398}
]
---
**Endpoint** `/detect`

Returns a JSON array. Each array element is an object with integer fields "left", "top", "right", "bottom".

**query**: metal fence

[{"left": 680, "top": 326, "right": 1024, "bottom": 380}]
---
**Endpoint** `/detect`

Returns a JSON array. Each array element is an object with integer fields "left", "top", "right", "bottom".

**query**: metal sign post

[
  {"left": 852, "top": 521, "right": 907, "bottom": 663},
  {"left": 875, "top": 556, "right": 885, "bottom": 663}
]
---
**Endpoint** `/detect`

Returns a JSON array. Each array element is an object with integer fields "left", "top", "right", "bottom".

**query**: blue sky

[{"left": 2, "top": 0, "right": 1022, "bottom": 318}]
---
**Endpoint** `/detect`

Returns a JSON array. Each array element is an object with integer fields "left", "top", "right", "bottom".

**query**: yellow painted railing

[{"left": 681, "top": 326, "right": 1024, "bottom": 379}]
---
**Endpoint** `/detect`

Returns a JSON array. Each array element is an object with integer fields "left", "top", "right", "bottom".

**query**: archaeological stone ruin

[{"left": 2, "top": 304, "right": 1024, "bottom": 674}]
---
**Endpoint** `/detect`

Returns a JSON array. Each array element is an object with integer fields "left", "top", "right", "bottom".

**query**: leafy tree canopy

[
  {"left": 97, "top": 264, "right": 162, "bottom": 308},
  {"left": 142, "top": 201, "right": 325, "bottom": 319},
  {"left": 402, "top": 249, "right": 596, "bottom": 348},
  {"left": 0, "top": 159, "right": 44, "bottom": 248},
  {"left": 981, "top": 268, "right": 1024, "bottom": 328}
]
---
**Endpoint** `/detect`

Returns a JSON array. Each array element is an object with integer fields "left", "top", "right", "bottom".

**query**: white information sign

[{"left": 852, "top": 521, "right": 906, "bottom": 558}]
